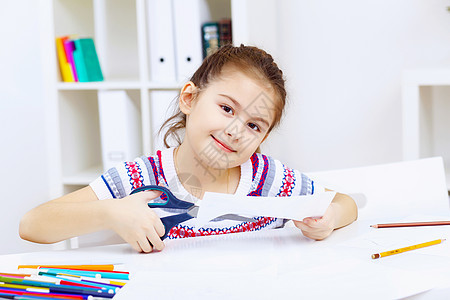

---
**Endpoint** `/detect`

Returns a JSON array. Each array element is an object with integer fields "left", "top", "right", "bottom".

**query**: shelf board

[
  {"left": 57, "top": 81, "right": 142, "bottom": 90},
  {"left": 57, "top": 81, "right": 183, "bottom": 91},
  {"left": 62, "top": 165, "right": 104, "bottom": 185}
]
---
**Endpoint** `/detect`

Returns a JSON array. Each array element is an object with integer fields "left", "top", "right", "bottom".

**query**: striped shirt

[{"left": 90, "top": 148, "right": 317, "bottom": 239}]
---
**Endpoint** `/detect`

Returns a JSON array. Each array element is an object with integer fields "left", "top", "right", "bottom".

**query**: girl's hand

[
  {"left": 104, "top": 190, "right": 166, "bottom": 253},
  {"left": 292, "top": 204, "right": 337, "bottom": 240}
]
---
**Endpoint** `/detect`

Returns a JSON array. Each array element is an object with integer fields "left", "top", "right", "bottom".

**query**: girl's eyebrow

[
  {"left": 218, "top": 93, "right": 270, "bottom": 128},
  {"left": 219, "top": 93, "right": 242, "bottom": 109}
]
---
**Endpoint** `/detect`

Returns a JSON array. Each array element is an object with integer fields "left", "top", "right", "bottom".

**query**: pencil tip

[{"left": 370, "top": 225, "right": 377, "bottom": 228}]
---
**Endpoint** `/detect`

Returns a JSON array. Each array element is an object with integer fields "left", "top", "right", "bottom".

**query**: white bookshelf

[{"left": 402, "top": 69, "right": 450, "bottom": 191}]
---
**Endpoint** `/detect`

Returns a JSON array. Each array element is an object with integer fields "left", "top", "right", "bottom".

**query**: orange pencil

[
  {"left": 18, "top": 264, "right": 115, "bottom": 272},
  {"left": 371, "top": 221, "right": 450, "bottom": 228}
]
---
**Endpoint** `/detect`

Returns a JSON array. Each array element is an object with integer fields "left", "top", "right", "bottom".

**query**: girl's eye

[
  {"left": 221, "top": 105, "right": 233, "bottom": 115},
  {"left": 248, "top": 123, "right": 260, "bottom": 132}
]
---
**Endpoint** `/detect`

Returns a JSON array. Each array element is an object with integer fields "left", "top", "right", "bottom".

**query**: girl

[{"left": 20, "top": 45, "right": 357, "bottom": 253}]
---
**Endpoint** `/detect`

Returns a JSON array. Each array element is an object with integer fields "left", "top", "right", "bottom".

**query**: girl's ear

[{"left": 179, "top": 81, "right": 198, "bottom": 115}]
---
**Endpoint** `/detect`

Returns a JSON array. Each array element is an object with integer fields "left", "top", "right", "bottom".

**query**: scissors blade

[
  {"left": 218, "top": 214, "right": 256, "bottom": 223},
  {"left": 188, "top": 206, "right": 256, "bottom": 223}
]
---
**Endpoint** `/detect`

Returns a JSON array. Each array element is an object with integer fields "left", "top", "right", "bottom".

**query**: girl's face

[{"left": 180, "top": 66, "right": 277, "bottom": 170}]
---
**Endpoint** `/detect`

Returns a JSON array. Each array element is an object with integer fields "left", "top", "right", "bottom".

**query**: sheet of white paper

[{"left": 194, "top": 191, "right": 336, "bottom": 228}]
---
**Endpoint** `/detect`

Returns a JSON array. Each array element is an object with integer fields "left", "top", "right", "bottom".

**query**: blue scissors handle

[
  {"left": 157, "top": 213, "right": 194, "bottom": 240},
  {"left": 130, "top": 185, "right": 195, "bottom": 240},
  {"left": 130, "top": 185, "right": 193, "bottom": 209}
]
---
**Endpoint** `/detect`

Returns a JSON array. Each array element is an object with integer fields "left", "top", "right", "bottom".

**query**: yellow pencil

[{"left": 371, "top": 239, "right": 446, "bottom": 259}]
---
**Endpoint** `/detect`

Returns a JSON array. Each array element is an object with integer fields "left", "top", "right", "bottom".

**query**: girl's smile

[{"left": 211, "top": 134, "right": 236, "bottom": 153}]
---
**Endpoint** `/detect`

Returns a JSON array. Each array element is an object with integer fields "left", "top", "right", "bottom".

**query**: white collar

[{"left": 160, "top": 147, "right": 253, "bottom": 203}]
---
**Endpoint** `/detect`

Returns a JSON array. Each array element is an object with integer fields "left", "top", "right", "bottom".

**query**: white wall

[
  {"left": 0, "top": 1, "right": 56, "bottom": 254},
  {"left": 263, "top": 0, "right": 450, "bottom": 173}
]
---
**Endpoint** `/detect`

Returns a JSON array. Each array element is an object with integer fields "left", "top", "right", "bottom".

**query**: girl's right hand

[{"left": 104, "top": 190, "right": 166, "bottom": 253}]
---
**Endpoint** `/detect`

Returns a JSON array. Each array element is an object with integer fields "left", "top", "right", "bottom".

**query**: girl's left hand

[{"left": 293, "top": 204, "right": 337, "bottom": 240}]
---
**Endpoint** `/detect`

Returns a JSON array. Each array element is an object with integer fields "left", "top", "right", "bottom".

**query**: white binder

[
  {"left": 150, "top": 90, "right": 179, "bottom": 152},
  {"left": 172, "top": 0, "right": 210, "bottom": 82},
  {"left": 98, "top": 90, "right": 141, "bottom": 170},
  {"left": 146, "top": 0, "right": 177, "bottom": 82}
]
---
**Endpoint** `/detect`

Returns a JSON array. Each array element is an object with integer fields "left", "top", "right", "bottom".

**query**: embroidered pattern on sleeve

[
  {"left": 126, "top": 162, "right": 144, "bottom": 190},
  {"left": 277, "top": 166, "right": 296, "bottom": 197},
  {"left": 249, "top": 154, "right": 269, "bottom": 196}
]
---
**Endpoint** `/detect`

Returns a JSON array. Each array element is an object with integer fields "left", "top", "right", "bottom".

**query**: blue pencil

[{"left": 39, "top": 269, "right": 129, "bottom": 280}]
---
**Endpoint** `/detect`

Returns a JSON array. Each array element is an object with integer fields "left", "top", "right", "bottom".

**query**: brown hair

[{"left": 160, "top": 44, "right": 286, "bottom": 148}]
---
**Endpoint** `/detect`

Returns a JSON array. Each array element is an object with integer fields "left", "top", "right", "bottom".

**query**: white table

[{"left": 2, "top": 218, "right": 450, "bottom": 300}]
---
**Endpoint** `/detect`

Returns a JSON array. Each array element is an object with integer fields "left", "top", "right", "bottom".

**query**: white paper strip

[{"left": 195, "top": 191, "right": 336, "bottom": 228}]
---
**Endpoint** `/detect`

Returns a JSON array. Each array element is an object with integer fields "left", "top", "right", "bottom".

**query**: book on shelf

[
  {"left": 55, "top": 36, "right": 75, "bottom": 82},
  {"left": 218, "top": 18, "right": 232, "bottom": 46},
  {"left": 56, "top": 36, "right": 103, "bottom": 82},
  {"left": 202, "top": 22, "right": 219, "bottom": 59},
  {"left": 63, "top": 39, "right": 78, "bottom": 82},
  {"left": 201, "top": 19, "right": 232, "bottom": 58}
]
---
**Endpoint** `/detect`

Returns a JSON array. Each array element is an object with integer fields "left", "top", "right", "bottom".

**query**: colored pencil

[
  {"left": 371, "top": 238, "right": 446, "bottom": 259},
  {"left": 18, "top": 266, "right": 115, "bottom": 272},
  {"left": 37, "top": 269, "right": 128, "bottom": 280},
  {"left": 370, "top": 220, "right": 450, "bottom": 228}
]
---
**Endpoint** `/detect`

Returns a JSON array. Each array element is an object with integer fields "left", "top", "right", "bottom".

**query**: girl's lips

[{"left": 211, "top": 135, "right": 236, "bottom": 153}]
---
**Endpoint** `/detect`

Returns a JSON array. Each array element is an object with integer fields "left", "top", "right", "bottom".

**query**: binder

[
  {"left": 172, "top": 0, "right": 211, "bottom": 82},
  {"left": 72, "top": 38, "right": 104, "bottom": 82},
  {"left": 55, "top": 36, "right": 75, "bottom": 82},
  {"left": 150, "top": 90, "right": 179, "bottom": 152},
  {"left": 146, "top": 0, "right": 177, "bottom": 83},
  {"left": 98, "top": 90, "right": 141, "bottom": 170}
]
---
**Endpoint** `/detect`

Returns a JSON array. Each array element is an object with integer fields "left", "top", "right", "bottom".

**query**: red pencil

[{"left": 371, "top": 221, "right": 450, "bottom": 228}]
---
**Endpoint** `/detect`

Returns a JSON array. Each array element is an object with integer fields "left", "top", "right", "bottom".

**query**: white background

[{"left": 1, "top": 0, "right": 450, "bottom": 254}]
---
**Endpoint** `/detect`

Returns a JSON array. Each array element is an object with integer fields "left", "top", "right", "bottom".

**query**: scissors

[{"left": 131, "top": 185, "right": 256, "bottom": 239}]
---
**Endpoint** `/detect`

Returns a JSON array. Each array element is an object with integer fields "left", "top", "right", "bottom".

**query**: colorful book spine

[
  {"left": 202, "top": 22, "right": 219, "bottom": 58},
  {"left": 219, "top": 18, "right": 232, "bottom": 46},
  {"left": 55, "top": 36, "right": 75, "bottom": 82},
  {"left": 72, "top": 38, "right": 104, "bottom": 82},
  {"left": 63, "top": 39, "right": 78, "bottom": 82}
]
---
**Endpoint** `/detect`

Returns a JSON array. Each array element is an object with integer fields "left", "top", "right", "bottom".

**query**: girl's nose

[{"left": 224, "top": 120, "right": 244, "bottom": 140}]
